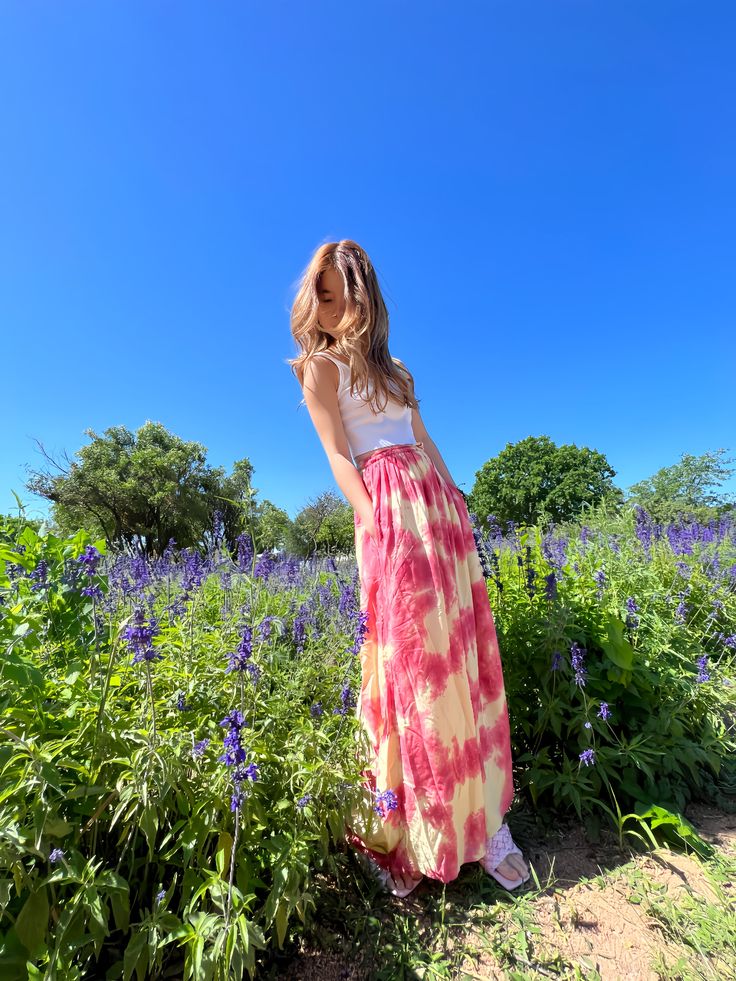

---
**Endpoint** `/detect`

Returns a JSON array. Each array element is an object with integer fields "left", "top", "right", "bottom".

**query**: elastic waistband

[{"left": 358, "top": 441, "right": 425, "bottom": 473}]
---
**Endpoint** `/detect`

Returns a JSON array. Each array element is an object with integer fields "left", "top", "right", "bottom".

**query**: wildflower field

[{"left": 1, "top": 502, "right": 734, "bottom": 979}]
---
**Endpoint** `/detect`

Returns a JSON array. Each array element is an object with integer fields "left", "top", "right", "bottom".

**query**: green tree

[
  {"left": 284, "top": 491, "right": 356, "bottom": 559},
  {"left": 468, "top": 435, "right": 623, "bottom": 530},
  {"left": 23, "top": 421, "right": 271, "bottom": 556},
  {"left": 626, "top": 447, "right": 736, "bottom": 522}
]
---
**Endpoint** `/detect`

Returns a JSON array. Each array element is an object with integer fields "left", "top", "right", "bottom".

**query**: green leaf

[
  {"left": 216, "top": 831, "right": 233, "bottom": 878},
  {"left": 45, "top": 815, "right": 73, "bottom": 838},
  {"left": 14, "top": 886, "right": 48, "bottom": 955},
  {"left": 123, "top": 927, "right": 148, "bottom": 981},
  {"left": 275, "top": 900, "right": 289, "bottom": 949},
  {"left": 634, "top": 803, "right": 714, "bottom": 859},
  {"left": 599, "top": 614, "right": 634, "bottom": 672},
  {"left": 0, "top": 654, "right": 46, "bottom": 691}
]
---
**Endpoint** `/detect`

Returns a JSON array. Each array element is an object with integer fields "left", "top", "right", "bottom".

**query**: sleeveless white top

[{"left": 315, "top": 351, "right": 417, "bottom": 459}]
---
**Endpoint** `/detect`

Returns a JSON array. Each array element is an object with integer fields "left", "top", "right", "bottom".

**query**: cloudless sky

[{"left": 2, "top": 0, "right": 734, "bottom": 526}]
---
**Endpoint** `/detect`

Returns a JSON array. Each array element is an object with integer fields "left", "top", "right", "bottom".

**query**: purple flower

[
  {"left": 226, "top": 625, "right": 254, "bottom": 673},
  {"left": 579, "top": 748, "right": 596, "bottom": 766},
  {"left": 696, "top": 655, "right": 711, "bottom": 683},
  {"left": 76, "top": 545, "right": 102, "bottom": 575},
  {"left": 75, "top": 545, "right": 106, "bottom": 600},
  {"left": 297, "top": 794, "right": 313, "bottom": 809},
  {"left": 351, "top": 610, "right": 370, "bottom": 656},
  {"left": 333, "top": 684, "right": 356, "bottom": 716},
  {"left": 551, "top": 651, "right": 564, "bottom": 671},
  {"left": 243, "top": 761, "right": 259, "bottom": 781},
  {"left": 257, "top": 615, "right": 277, "bottom": 640},
  {"left": 218, "top": 710, "right": 257, "bottom": 810},
  {"left": 192, "top": 738, "right": 210, "bottom": 758},
  {"left": 29, "top": 559, "right": 50, "bottom": 593},
  {"left": 49, "top": 848, "right": 65, "bottom": 864},
  {"left": 310, "top": 702, "right": 324, "bottom": 717},
  {"left": 570, "top": 642, "right": 587, "bottom": 687},
  {"left": 80, "top": 582, "right": 105, "bottom": 601},
  {"left": 123, "top": 607, "right": 162, "bottom": 665},
  {"left": 541, "top": 534, "right": 568, "bottom": 572},
  {"left": 597, "top": 701, "right": 611, "bottom": 721},
  {"left": 155, "top": 889, "right": 166, "bottom": 904},
  {"left": 180, "top": 548, "right": 207, "bottom": 599},
  {"left": 674, "top": 591, "right": 689, "bottom": 624},
  {"left": 625, "top": 597, "right": 640, "bottom": 630},
  {"left": 373, "top": 788, "right": 399, "bottom": 818}
]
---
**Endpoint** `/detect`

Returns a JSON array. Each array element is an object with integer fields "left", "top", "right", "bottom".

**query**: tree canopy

[
  {"left": 467, "top": 434, "right": 623, "bottom": 529},
  {"left": 626, "top": 448, "right": 736, "bottom": 522},
  {"left": 23, "top": 421, "right": 277, "bottom": 556}
]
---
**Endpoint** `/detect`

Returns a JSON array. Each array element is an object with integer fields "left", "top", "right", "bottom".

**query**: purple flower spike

[
  {"left": 123, "top": 607, "right": 162, "bottom": 665},
  {"left": 570, "top": 642, "right": 587, "bottom": 687},
  {"left": 219, "top": 710, "right": 257, "bottom": 810}
]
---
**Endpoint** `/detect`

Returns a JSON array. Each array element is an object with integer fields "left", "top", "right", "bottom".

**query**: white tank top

[{"left": 315, "top": 351, "right": 417, "bottom": 460}]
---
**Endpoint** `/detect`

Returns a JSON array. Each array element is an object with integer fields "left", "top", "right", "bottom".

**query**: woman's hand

[{"left": 356, "top": 505, "right": 379, "bottom": 542}]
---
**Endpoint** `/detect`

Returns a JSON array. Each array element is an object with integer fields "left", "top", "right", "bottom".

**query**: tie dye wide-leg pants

[{"left": 344, "top": 441, "right": 515, "bottom": 885}]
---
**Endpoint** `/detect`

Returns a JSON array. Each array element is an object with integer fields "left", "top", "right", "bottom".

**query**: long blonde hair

[{"left": 287, "top": 239, "right": 420, "bottom": 414}]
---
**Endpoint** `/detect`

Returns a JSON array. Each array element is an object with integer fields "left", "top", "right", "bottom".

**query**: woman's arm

[{"left": 301, "top": 357, "right": 376, "bottom": 527}]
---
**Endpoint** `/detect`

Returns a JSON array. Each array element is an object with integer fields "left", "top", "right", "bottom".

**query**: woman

[{"left": 290, "top": 240, "right": 530, "bottom": 897}]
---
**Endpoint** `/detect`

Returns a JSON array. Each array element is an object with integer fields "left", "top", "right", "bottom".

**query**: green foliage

[
  {"left": 468, "top": 434, "right": 624, "bottom": 529},
  {"left": 22, "top": 421, "right": 279, "bottom": 558},
  {"left": 626, "top": 447, "right": 736, "bottom": 523},
  {"left": 284, "top": 492, "right": 356, "bottom": 559},
  {"left": 0, "top": 525, "right": 370, "bottom": 978},
  {"left": 2, "top": 487, "right": 735, "bottom": 975},
  {"left": 486, "top": 504, "right": 736, "bottom": 840}
]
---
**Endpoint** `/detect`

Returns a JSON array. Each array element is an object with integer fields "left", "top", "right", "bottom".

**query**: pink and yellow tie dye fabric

[{"left": 345, "top": 442, "right": 515, "bottom": 884}]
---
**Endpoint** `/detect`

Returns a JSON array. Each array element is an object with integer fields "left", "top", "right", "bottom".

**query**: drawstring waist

[{"left": 357, "top": 441, "right": 425, "bottom": 473}]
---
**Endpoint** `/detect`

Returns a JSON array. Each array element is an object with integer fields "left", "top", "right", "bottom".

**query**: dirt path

[
  {"left": 276, "top": 803, "right": 736, "bottom": 980},
  {"left": 458, "top": 803, "right": 736, "bottom": 980}
]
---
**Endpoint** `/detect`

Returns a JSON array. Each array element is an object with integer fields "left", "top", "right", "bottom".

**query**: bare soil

[{"left": 278, "top": 803, "right": 736, "bottom": 980}]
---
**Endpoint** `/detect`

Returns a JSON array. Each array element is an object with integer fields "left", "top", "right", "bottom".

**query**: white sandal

[{"left": 478, "top": 822, "right": 531, "bottom": 890}]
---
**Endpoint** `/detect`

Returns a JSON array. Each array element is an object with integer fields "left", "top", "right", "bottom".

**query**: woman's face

[{"left": 317, "top": 267, "right": 347, "bottom": 339}]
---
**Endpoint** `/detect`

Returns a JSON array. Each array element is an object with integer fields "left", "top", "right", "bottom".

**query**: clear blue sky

[{"left": 2, "top": 1, "right": 734, "bottom": 525}]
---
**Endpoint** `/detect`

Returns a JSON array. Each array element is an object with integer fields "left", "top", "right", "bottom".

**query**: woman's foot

[
  {"left": 385, "top": 869, "right": 423, "bottom": 897},
  {"left": 479, "top": 822, "right": 531, "bottom": 890},
  {"left": 494, "top": 853, "right": 529, "bottom": 882},
  {"left": 360, "top": 853, "right": 423, "bottom": 897}
]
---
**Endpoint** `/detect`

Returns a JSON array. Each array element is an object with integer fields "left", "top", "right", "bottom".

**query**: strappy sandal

[{"left": 478, "top": 822, "right": 531, "bottom": 890}]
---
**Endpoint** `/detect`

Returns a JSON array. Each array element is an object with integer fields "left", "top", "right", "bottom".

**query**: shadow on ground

[{"left": 266, "top": 801, "right": 736, "bottom": 980}]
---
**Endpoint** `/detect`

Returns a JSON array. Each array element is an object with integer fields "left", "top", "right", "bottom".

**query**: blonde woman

[{"left": 290, "top": 241, "right": 530, "bottom": 898}]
